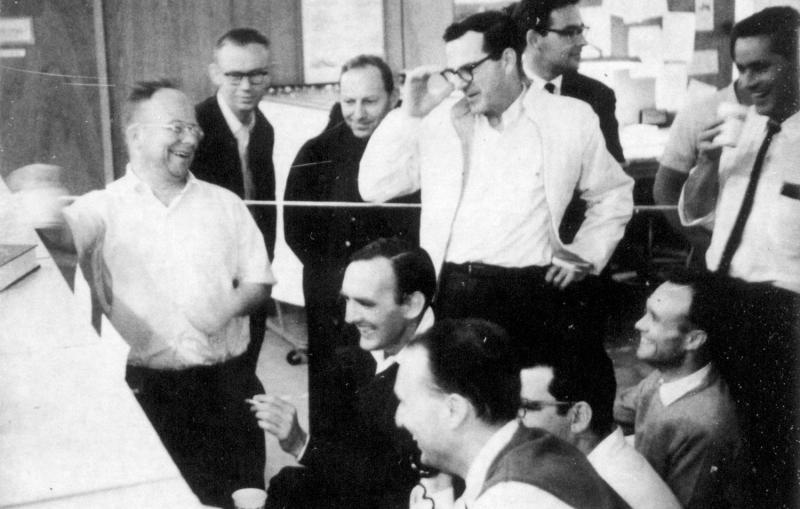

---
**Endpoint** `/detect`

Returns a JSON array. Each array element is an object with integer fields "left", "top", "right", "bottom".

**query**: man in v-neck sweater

[{"left": 614, "top": 269, "right": 743, "bottom": 509}]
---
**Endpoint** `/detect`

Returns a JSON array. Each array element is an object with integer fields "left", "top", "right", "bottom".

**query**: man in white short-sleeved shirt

[{"left": 63, "top": 80, "right": 274, "bottom": 508}]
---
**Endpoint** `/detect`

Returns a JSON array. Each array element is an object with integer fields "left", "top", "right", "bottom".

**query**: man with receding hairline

[{"left": 62, "top": 80, "right": 273, "bottom": 507}]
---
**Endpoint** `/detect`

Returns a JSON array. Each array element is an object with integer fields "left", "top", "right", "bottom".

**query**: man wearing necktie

[
  {"left": 192, "top": 28, "right": 277, "bottom": 370},
  {"left": 679, "top": 7, "right": 800, "bottom": 507}
]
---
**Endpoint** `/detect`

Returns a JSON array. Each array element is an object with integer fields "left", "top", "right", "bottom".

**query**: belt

[{"left": 443, "top": 261, "right": 548, "bottom": 279}]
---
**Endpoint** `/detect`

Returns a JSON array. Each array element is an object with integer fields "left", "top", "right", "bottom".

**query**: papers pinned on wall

[
  {"left": 689, "top": 49, "right": 719, "bottom": 76},
  {"left": 607, "top": 0, "right": 668, "bottom": 24},
  {"left": 628, "top": 25, "right": 662, "bottom": 78},
  {"left": 655, "top": 62, "right": 689, "bottom": 111},
  {"left": 663, "top": 12, "right": 696, "bottom": 62},
  {"left": 580, "top": 6, "right": 612, "bottom": 57}
]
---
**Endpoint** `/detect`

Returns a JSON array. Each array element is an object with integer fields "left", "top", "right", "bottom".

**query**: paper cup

[
  {"left": 231, "top": 488, "right": 267, "bottom": 509},
  {"left": 713, "top": 102, "right": 748, "bottom": 147}
]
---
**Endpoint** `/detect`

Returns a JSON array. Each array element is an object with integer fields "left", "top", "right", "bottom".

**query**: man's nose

[{"left": 344, "top": 301, "right": 358, "bottom": 324}]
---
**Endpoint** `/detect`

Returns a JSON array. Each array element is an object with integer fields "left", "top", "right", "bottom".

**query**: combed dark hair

[
  {"left": 409, "top": 318, "right": 521, "bottom": 424},
  {"left": 341, "top": 54, "right": 395, "bottom": 94},
  {"left": 544, "top": 361, "right": 617, "bottom": 438},
  {"left": 216, "top": 27, "right": 270, "bottom": 49},
  {"left": 509, "top": 0, "right": 580, "bottom": 32},
  {"left": 124, "top": 78, "right": 179, "bottom": 127},
  {"left": 443, "top": 10, "right": 525, "bottom": 60},
  {"left": 730, "top": 6, "right": 800, "bottom": 63},
  {"left": 349, "top": 238, "right": 436, "bottom": 311}
]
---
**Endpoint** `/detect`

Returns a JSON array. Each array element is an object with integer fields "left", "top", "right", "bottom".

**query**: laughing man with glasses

[{"left": 361, "top": 10, "right": 632, "bottom": 371}]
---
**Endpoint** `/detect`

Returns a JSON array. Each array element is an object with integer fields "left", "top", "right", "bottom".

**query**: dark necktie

[
  {"left": 716, "top": 119, "right": 782, "bottom": 275},
  {"left": 544, "top": 82, "right": 556, "bottom": 94}
]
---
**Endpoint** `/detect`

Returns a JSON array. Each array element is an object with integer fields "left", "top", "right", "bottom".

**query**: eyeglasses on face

[
  {"left": 517, "top": 399, "right": 574, "bottom": 418},
  {"left": 541, "top": 24, "right": 589, "bottom": 39},
  {"left": 134, "top": 121, "right": 204, "bottom": 140},
  {"left": 223, "top": 69, "right": 270, "bottom": 85},
  {"left": 440, "top": 53, "right": 498, "bottom": 85}
]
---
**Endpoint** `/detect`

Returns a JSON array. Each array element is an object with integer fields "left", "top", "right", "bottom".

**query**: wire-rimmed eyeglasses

[
  {"left": 223, "top": 69, "right": 270, "bottom": 86},
  {"left": 517, "top": 398, "right": 575, "bottom": 418},
  {"left": 133, "top": 121, "right": 204, "bottom": 140}
]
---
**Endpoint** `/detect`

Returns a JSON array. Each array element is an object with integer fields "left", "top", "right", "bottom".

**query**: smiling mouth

[{"left": 170, "top": 149, "right": 193, "bottom": 159}]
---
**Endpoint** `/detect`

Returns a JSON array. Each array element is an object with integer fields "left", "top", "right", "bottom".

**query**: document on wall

[
  {"left": 580, "top": 6, "right": 612, "bottom": 57},
  {"left": 301, "top": 0, "right": 384, "bottom": 83},
  {"left": 628, "top": 25, "right": 662, "bottom": 78},
  {"left": 606, "top": 0, "right": 668, "bottom": 24},
  {"left": 696, "top": 0, "right": 714, "bottom": 31},
  {"left": 655, "top": 62, "right": 689, "bottom": 111},
  {"left": 663, "top": 12, "right": 696, "bottom": 62},
  {"left": 689, "top": 49, "right": 719, "bottom": 76}
]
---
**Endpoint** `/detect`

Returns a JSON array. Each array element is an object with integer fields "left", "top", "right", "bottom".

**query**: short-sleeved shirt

[
  {"left": 660, "top": 84, "right": 737, "bottom": 173},
  {"left": 64, "top": 168, "right": 275, "bottom": 369}
]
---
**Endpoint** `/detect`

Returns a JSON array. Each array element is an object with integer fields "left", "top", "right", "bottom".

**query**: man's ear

[
  {"left": 402, "top": 290, "right": 426, "bottom": 321},
  {"left": 526, "top": 28, "right": 543, "bottom": 50},
  {"left": 444, "top": 393, "right": 470, "bottom": 430},
  {"left": 684, "top": 329, "right": 708, "bottom": 352},
  {"left": 569, "top": 401, "right": 593, "bottom": 434},
  {"left": 209, "top": 62, "right": 224, "bottom": 88}
]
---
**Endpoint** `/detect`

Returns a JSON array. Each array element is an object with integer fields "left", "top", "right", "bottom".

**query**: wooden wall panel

[{"left": 0, "top": 0, "right": 106, "bottom": 194}]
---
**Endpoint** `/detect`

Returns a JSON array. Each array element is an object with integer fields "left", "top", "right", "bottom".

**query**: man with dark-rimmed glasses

[
  {"left": 519, "top": 362, "right": 681, "bottom": 509},
  {"left": 360, "top": 10, "right": 632, "bottom": 369},
  {"left": 192, "top": 27, "right": 277, "bottom": 371}
]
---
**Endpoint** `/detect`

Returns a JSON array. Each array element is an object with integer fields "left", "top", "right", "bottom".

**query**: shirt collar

[
  {"left": 217, "top": 91, "right": 255, "bottom": 135},
  {"left": 587, "top": 426, "right": 625, "bottom": 462},
  {"left": 459, "top": 420, "right": 519, "bottom": 504},
  {"left": 659, "top": 363, "right": 712, "bottom": 406},
  {"left": 478, "top": 88, "right": 527, "bottom": 131},
  {"left": 526, "top": 71, "right": 563, "bottom": 95},
  {"left": 370, "top": 349, "right": 400, "bottom": 375},
  {"left": 121, "top": 163, "right": 196, "bottom": 204}
]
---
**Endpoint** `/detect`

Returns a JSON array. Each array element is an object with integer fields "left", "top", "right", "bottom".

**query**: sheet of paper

[
  {"left": 301, "top": 0, "right": 384, "bottom": 83},
  {"left": 580, "top": 6, "right": 612, "bottom": 57},
  {"left": 607, "top": 0, "right": 668, "bottom": 23},
  {"left": 696, "top": 0, "right": 715, "bottom": 31},
  {"left": 663, "top": 12, "right": 697, "bottom": 62},
  {"left": 628, "top": 25, "right": 662, "bottom": 78},
  {"left": 689, "top": 49, "right": 719, "bottom": 76},
  {"left": 656, "top": 62, "right": 689, "bottom": 111}
]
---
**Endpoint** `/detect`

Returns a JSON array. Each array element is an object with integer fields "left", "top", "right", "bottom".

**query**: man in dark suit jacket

[
  {"left": 249, "top": 238, "right": 436, "bottom": 509},
  {"left": 512, "top": 0, "right": 624, "bottom": 164},
  {"left": 191, "top": 28, "right": 276, "bottom": 369}
]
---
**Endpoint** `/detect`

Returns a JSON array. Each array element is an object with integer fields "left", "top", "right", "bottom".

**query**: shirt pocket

[{"left": 769, "top": 182, "right": 800, "bottom": 254}]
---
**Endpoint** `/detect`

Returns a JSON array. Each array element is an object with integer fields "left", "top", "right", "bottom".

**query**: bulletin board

[{"left": 301, "top": 0, "right": 385, "bottom": 83}]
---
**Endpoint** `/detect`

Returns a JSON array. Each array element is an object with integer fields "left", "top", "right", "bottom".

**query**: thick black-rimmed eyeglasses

[
  {"left": 517, "top": 399, "right": 575, "bottom": 418},
  {"left": 440, "top": 54, "right": 498, "bottom": 85},
  {"left": 541, "top": 24, "right": 589, "bottom": 39},
  {"left": 223, "top": 69, "right": 270, "bottom": 85}
]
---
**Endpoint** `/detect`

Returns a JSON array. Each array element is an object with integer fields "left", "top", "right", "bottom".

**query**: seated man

[
  {"left": 249, "top": 238, "right": 435, "bottom": 509},
  {"left": 614, "top": 269, "right": 743, "bottom": 509},
  {"left": 396, "top": 318, "right": 629, "bottom": 509},
  {"left": 284, "top": 54, "right": 419, "bottom": 436},
  {"left": 519, "top": 362, "right": 681, "bottom": 508}
]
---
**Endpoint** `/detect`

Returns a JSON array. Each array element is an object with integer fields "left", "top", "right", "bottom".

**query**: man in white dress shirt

[
  {"left": 678, "top": 8, "right": 800, "bottom": 506},
  {"left": 63, "top": 80, "right": 274, "bottom": 508},
  {"left": 519, "top": 362, "right": 681, "bottom": 509},
  {"left": 360, "top": 10, "right": 632, "bottom": 368},
  {"left": 397, "top": 318, "right": 629, "bottom": 509}
]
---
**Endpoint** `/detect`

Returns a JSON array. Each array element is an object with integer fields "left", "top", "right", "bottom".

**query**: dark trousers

[
  {"left": 434, "top": 262, "right": 611, "bottom": 369},
  {"left": 303, "top": 265, "right": 358, "bottom": 436},
  {"left": 711, "top": 279, "right": 800, "bottom": 508},
  {"left": 126, "top": 355, "right": 266, "bottom": 509}
]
